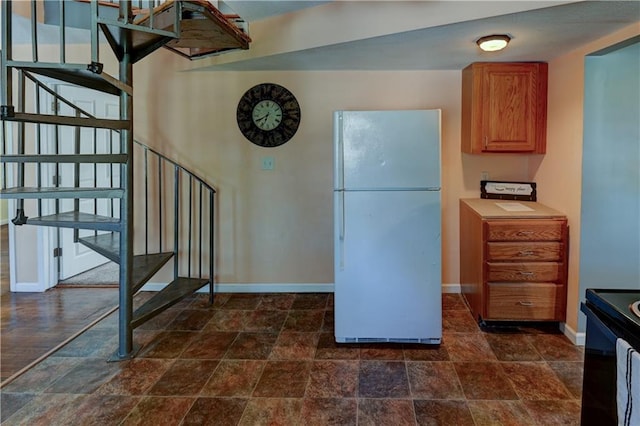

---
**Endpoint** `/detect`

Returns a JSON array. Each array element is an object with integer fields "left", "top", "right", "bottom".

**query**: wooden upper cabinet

[{"left": 461, "top": 62, "right": 548, "bottom": 154}]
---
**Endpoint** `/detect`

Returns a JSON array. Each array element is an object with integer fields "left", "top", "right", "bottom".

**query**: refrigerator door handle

[
  {"left": 338, "top": 190, "right": 345, "bottom": 269},
  {"left": 334, "top": 111, "right": 345, "bottom": 189}
]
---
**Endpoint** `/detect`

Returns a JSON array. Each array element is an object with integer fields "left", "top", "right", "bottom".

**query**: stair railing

[
  {"left": 3, "top": 70, "right": 216, "bottom": 298},
  {"left": 133, "top": 140, "right": 216, "bottom": 301}
]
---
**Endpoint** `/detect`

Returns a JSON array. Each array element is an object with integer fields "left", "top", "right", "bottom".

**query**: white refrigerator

[{"left": 334, "top": 109, "right": 442, "bottom": 344}]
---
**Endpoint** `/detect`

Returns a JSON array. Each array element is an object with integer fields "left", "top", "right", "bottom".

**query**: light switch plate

[{"left": 261, "top": 156, "right": 275, "bottom": 170}]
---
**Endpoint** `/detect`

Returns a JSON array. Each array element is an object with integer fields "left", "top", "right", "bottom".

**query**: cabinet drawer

[
  {"left": 486, "top": 220, "right": 565, "bottom": 241},
  {"left": 487, "top": 242, "right": 562, "bottom": 261},
  {"left": 487, "top": 283, "right": 560, "bottom": 320},
  {"left": 487, "top": 262, "right": 561, "bottom": 282}
]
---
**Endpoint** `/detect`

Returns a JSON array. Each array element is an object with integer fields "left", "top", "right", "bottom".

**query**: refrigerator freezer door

[
  {"left": 334, "top": 110, "right": 441, "bottom": 190},
  {"left": 334, "top": 190, "right": 442, "bottom": 342}
]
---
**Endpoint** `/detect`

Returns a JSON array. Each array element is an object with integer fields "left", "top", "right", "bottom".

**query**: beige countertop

[{"left": 460, "top": 198, "right": 566, "bottom": 219}]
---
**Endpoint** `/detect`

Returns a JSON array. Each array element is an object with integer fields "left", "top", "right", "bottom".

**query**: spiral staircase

[{"left": 0, "top": 0, "right": 251, "bottom": 359}]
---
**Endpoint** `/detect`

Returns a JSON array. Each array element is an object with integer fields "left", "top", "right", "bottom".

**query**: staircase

[{"left": 0, "top": 0, "right": 250, "bottom": 359}]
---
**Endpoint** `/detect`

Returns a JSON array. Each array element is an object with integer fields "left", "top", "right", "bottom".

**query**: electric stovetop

[{"left": 585, "top": 289, "right": 640, "bottom": 342}]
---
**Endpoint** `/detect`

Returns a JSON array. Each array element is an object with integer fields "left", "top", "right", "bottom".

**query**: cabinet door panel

[{"left": 483, "top": 67, "right": 536, "bottom": 152}]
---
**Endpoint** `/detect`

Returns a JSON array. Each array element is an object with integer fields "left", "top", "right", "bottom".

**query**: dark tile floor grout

[{"left": 0, "top": 292, "right": 584, "bottom": 425}]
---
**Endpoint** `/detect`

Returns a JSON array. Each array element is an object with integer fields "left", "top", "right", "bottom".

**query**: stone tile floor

[{"left": 0, "top": 292, "right": 584, "bottom": 425}]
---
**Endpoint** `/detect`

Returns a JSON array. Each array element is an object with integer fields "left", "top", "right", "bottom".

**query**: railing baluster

[
  {"left": 35, "top": 85, "right": 41, "bottom": 217},
  {"left": 144, "top": 147, "right": 148, "bottom": 253},
  {"left": 93, "top": 127, "right": 98, "bottom": 236},
  {"left": 53, "top": 89, "right": 60, "bottom": 218},
  {"left": 73, "top": 108, "right": 81, "bottom": 243},
  {"left": 148, "top": 0, "right": 155, "bottom": 31},
  {"left": 210, "top": 191, "right": 214, "bottom": 303},
  {"left": 30, "top": 1, "right": 38, "bottom": 62},
  {"left": 1, "top": 1, "right": 14, "bottom": 108},
  {"left": 110, "top": 129, "right": 115, "bottom": 220},
  {"left": 188, "top": 175, "right": 192, "bottom": 277},
  {"left": 13, "top": 70, "right": 26, "bottom": 224},
  {"left": 198, "top": 182, "right": 203, "bottom": 278},
  {"left": 1, "top": 120, "right": 6, "bottom": 190},
  {"left": 174, "top": 166, "right": 179, "bottom": 280},
  {"left": 59, "top": 0, "right": 66, "bottom": 63},
  {"left": 90, "top": 0, "right": 99, "bottom": 63},
  {"left": 158, "top": 155, "right": 162, "bottom": 251}
]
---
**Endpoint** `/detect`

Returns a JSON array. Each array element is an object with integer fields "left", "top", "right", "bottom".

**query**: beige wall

[
  {"left": 134, "top": 50, "right": 530, "bottom": 285},
  {"left": 532, "top": 23, "right": 640, "bottom": 333}
]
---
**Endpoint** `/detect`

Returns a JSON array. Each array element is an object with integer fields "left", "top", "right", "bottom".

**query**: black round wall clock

[{"left": 236, "top": 83, "right": 301, "bottom": 148}]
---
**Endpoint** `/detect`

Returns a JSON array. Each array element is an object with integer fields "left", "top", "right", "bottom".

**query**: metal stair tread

[
  {"left": 77, "top": 233, "right": 120, "bottom": 263},
  {"left": 131, "top": 252, "right": 175, "bottom": 294},
  {"left": 78, "top": 233, "right": 173, "bottom": 291},
  {"left": 132, "top": 277, "right": 209, "bottom": 328},
  {"left": 1, "top": 154, "right": 128, "bottom": 164},
  {"left": 0, "top": 187, "right": 125, "bottom": 199},
  {"left": 3, "top": 112, "right": 130, "bottom": 130},
  {"left": 28, "top": 212, "right": 121, "bottom": 231},
  {"left": 19, "top": 66, "right": 123, "bottom": 96}
]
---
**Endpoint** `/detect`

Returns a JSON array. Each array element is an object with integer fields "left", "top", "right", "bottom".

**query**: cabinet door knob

[
  {"left": 518, "top": 250, "right": 535, "bottom": 257},
  {"left": 518, "top": 271, "right": 535, "bottom": 277},
  {"left": 518, "top": 301, "right": 534, "bottom": 306},
  {"left": 517, "top": 231, "right": 534, "bottom": 236}
]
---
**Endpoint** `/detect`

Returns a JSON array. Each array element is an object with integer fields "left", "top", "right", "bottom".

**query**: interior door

[{"left": 54, "top": 85, "right": 120, "bottom": 280}]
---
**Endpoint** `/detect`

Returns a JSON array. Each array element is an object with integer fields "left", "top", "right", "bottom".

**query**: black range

[{"left": 580, "top": 288, "right": 640, "bottom": 426}]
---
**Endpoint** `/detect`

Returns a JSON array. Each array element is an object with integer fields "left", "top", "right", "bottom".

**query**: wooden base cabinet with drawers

[{"left": 460, "top": 199, "right": 568, "bottom": 323}]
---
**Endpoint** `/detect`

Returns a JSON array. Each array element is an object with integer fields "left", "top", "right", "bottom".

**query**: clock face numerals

[
  {"left": 252, "top": 100, "right": 283, "bottom": 131},
  {"left": 237, "top": 83, "right": 301, "bottom": 147}
]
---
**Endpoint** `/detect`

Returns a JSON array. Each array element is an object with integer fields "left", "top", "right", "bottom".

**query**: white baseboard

[
  {"left": 215, "top": 283, "right": 335, "bottom": 293},
  {"left": 12, "top": 281, "right": 47, "bottom": 292},
  {"left": 560, "top": 322, "right": 585, "bottom": 346},
  {"left": 140, "top": 282, "right": 461, "bottom": 294},
  {"left": 442, "top": 283, "right": 461, "bottom": 294},
  {"left": 0, "top": 218, "right": 8, "bottom": 226},
  {"left": 140, "top": 282, "right": 335, "bottom": 293}
]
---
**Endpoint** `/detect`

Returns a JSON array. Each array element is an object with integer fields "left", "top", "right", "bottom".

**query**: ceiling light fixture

[{"left": 476, "top": 34, "right": 511, "bottom": 52}]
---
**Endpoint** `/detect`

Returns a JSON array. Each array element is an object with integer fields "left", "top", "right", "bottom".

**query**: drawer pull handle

[
  {"left": 518, "top": 301, "right": 534, "bottom": 307},
  {"left": 518, "top": 271, "right": 535, "bottom": 277},
  {"left": 517, "top": 231, "right": 534, "bottom": 236},
  {"left": 518, "top": 250, "right": 535, "bottom": 256}
]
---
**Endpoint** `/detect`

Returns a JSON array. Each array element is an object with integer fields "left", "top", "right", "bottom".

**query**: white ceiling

[
  {"left": 8, "top": 1, "right": 639, "bottom": 71},
  {"left": 220, "top": 1, "right": 331, "bottom": 21},
  {"left": 206, "top": 1, "right": 640, "bottom": 71}
]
